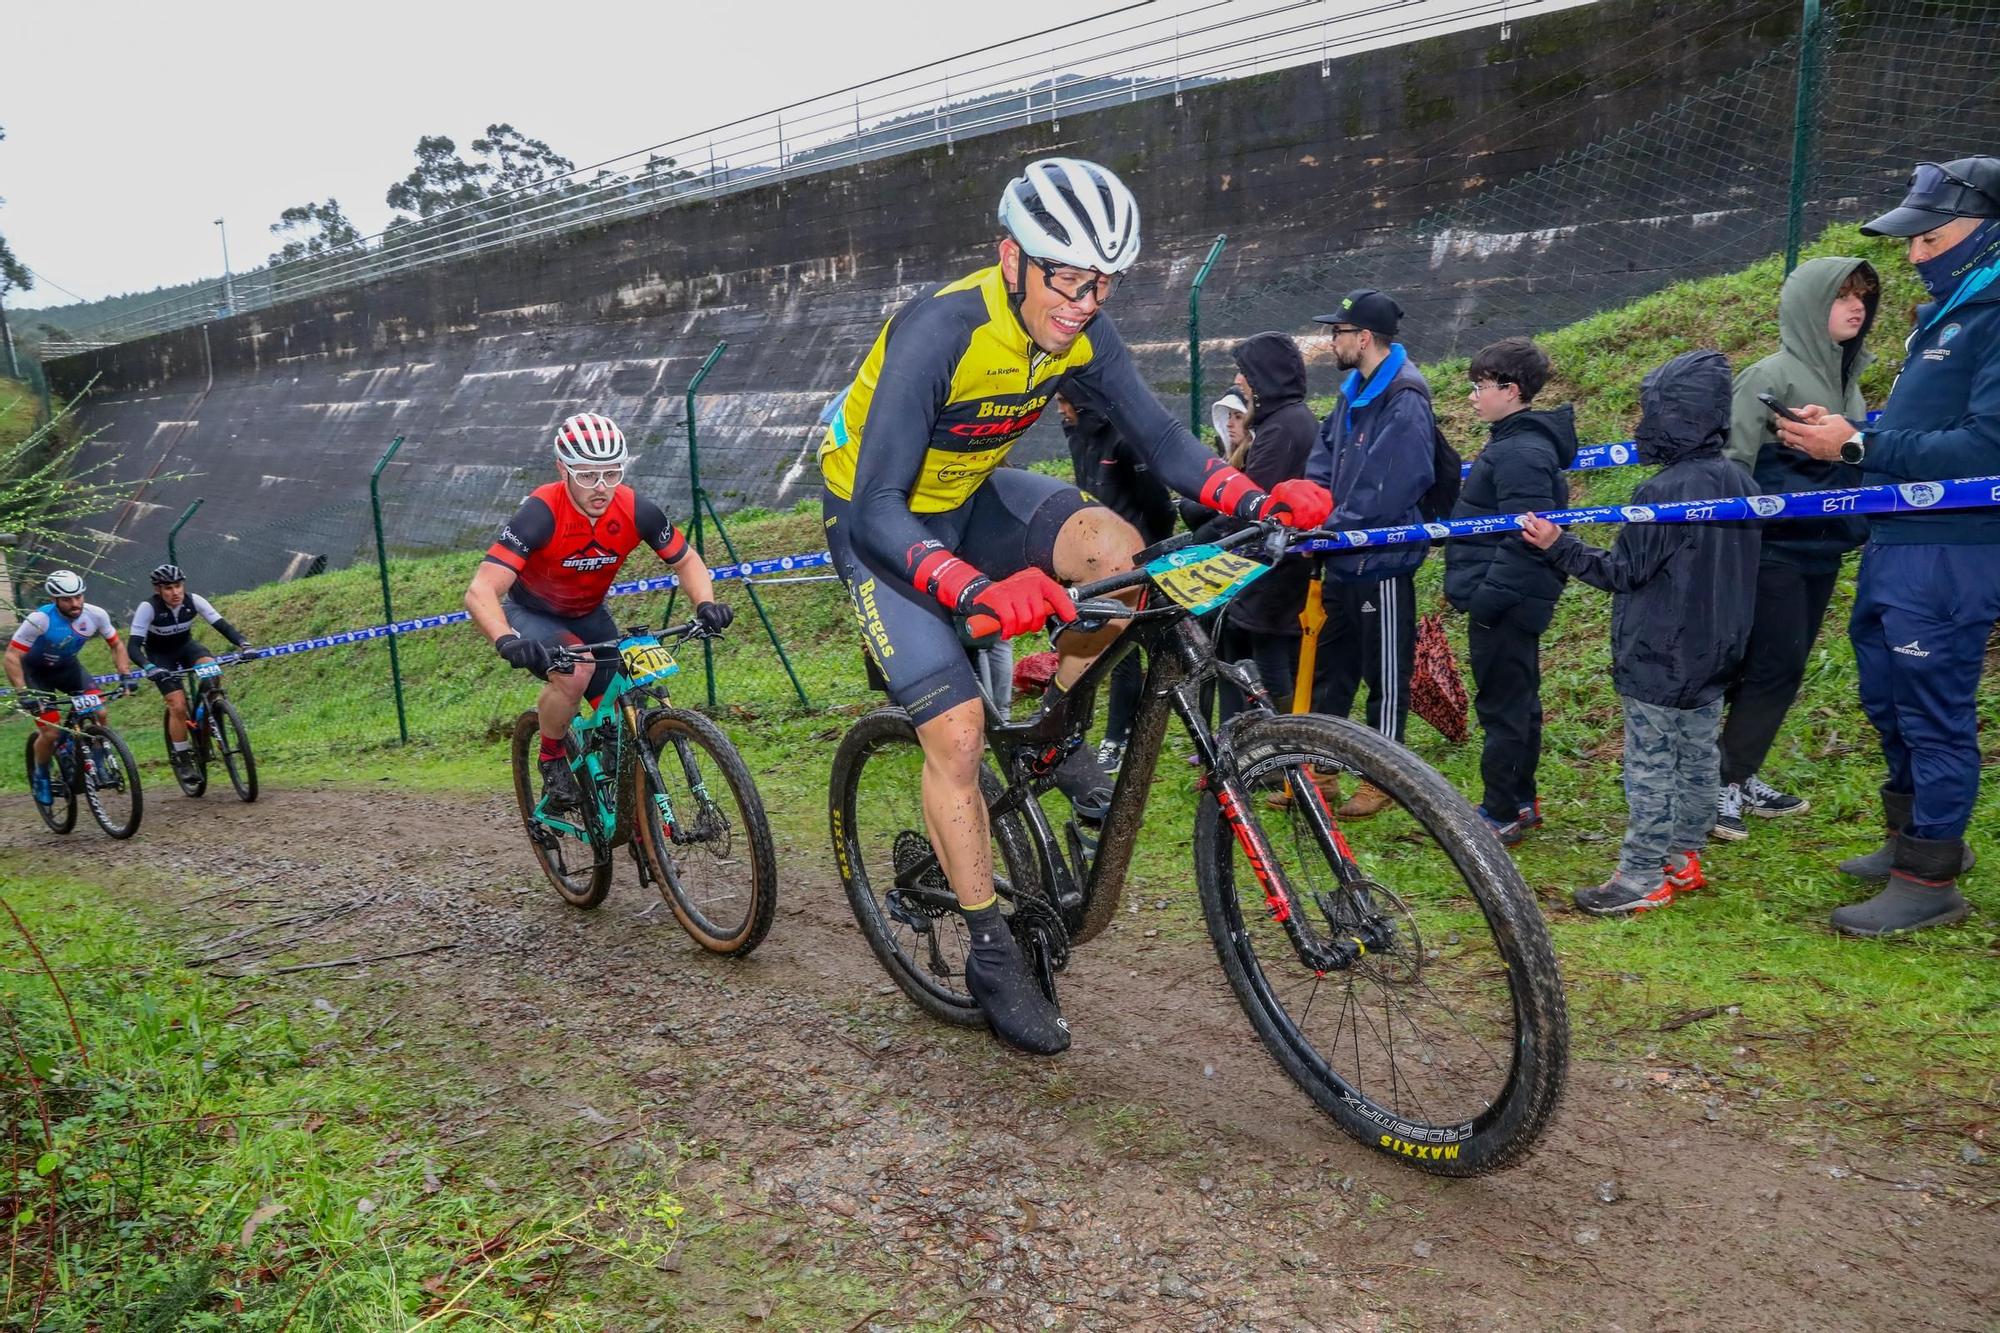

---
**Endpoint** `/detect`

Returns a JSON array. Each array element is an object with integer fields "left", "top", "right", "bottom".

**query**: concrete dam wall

[{"left": 50, "top": 0, "right": 1815, "bottom": 599}]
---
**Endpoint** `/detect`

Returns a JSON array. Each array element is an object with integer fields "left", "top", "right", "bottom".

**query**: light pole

[{"left": 214, "top": 217, "right": 235, "bottom": 315}]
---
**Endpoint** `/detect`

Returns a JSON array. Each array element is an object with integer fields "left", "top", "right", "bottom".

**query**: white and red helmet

[{"left": 552, "top": 412, "right": 629, "bottom": 469}]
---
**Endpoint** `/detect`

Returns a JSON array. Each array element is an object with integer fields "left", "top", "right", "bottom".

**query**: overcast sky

[{"left": 2, "top": 0, "right": 1583, "bottom": 310}]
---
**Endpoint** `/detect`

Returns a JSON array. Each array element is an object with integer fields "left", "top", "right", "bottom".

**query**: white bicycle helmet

[
  {"left": 43, "top": 569, "right": 86, "bottom": 598},
  {"left": 552, "top": 412, "right": 629, "bottom": 469},
  {"left": 997, "top": 158, "right": 1141, "bottom": 274}
]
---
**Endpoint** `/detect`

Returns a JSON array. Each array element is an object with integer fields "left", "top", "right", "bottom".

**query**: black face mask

[{"left": 1915, "top": 217, "right": 2000, "bottom": 301}]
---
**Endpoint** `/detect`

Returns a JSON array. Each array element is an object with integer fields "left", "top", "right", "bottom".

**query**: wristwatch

[{"left": 1840, "top": 432, "right": 1866, "bottom": 465}]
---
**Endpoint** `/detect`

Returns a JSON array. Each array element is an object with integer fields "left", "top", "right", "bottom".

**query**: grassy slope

[{"left": 33, "top": 225, "right": 1999, "bottom": 1159}]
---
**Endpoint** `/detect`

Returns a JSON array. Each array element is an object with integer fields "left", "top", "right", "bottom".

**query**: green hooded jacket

[{"left": 1724, "top": 255, "right": 1878, "bottom": 571}]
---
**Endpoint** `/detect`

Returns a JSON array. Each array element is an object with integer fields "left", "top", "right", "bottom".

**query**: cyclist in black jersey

[
  {"left": 821, "top": 158, "right": 1332, "bottom": 1054},
  {"left": 129, "top": 564, "right": 258, "bottom": 783}
]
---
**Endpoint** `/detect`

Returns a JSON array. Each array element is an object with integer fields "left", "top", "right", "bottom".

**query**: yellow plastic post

[{"left": 1290, "top": 575, "right": 1326, "bottom": 715}]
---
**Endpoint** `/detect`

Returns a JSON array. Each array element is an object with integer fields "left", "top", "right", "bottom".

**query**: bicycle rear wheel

[
  {"left": 162, "top": 709, "right": 207, "bottom": 797},
  {"left": 25, "top": 733, "right": 76, "bottom": 834},
  {"left": 510, "top": 712, "right": 611, "bottom": 908},
  {"left": 211, "top": 698, "right": 259, "bottom": 803},
  {"left": 829, "top": 707, "right": 1040, "bottom": 1028},
  {"left": 81, "top": 726, "right": 144, "bottom": 840},
  {"left": 1195, "top": 713, "right": 1567, "bottom": 1176},
  {"left": 636, "top": 707, "right": 776, "bottom": 956}
]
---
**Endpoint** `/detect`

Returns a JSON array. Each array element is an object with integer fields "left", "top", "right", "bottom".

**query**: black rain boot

[
  {"left": 1830, "top": 831, "right": 1972, "bottom": 938},
  {"left": 1838, "top": 787, "right": 1974, "bottom": 881}
]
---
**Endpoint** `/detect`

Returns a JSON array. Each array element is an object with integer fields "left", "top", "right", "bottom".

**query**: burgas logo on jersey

[
  {"left": 1748, "top": 495, "right": 1786, "bottom": 518},
  {"left": 1621, "top": 505, "right": 1655, "bottom": 523},
  {"left": 1898, "top": 482, "right": 1945, "bottom": 508}
]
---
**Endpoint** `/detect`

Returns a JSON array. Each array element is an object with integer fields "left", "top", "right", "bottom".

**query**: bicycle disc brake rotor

[{"left": 1316, "top": 877, "right": 1422, "bottom": 985}]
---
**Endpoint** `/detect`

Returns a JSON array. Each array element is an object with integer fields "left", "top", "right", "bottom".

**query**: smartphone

[{"left": 1757, "top": 391, "right": 1808, "bottom": 424}]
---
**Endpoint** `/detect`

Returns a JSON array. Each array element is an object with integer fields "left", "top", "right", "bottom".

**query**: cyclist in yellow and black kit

[{"left": 821, "top": 157, "right": 1332, "bottom": 1055}]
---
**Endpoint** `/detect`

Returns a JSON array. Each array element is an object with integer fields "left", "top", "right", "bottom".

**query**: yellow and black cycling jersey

[{"left": 821, "top": 263, "right": 1252, "bottom": 593}]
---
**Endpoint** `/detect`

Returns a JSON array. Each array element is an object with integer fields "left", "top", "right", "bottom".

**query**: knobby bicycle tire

[
  {"left": 637, "top": 707, "right": 777, "bottom": 957},
  {"left": 1195, "top": 713, "right": 1567, "bottom": 1176},
  {"left": 829, "top": 707, "right": 1040, "bottom": 1028},
  {"left": 510, "top": 711, "right": 612, "bottom": 908},
  {"left": 25, "top": 732, "right": 76, "bottom": 834},
  {"left": 213, "top": 698, "right": 259, "bottom": 803},
  {"left": 82, "top": 725, "right": 144, "bottom": 841}
]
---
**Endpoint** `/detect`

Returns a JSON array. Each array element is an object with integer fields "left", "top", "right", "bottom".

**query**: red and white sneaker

[{"left": 1664, "top": 850, "right": 1706, "bottom": 895}]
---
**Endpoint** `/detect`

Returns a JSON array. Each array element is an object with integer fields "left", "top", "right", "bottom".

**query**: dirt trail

[{"left": 12, "top": 783, "right": 1996, "bottom": 1331}]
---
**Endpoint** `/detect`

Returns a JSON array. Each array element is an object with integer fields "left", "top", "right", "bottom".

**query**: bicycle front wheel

[
  {"left": 25, "top": 732, "right": 76, "bottom": 834},
  {"left": 636, "top": 707, "right": 776, "bottom": 957},
  {"left": 81, "top": 726, "right": 144, "bottom": 840},
  {"left": 510, "top": 712, "right": 611, "bottom": 908},
  {"left": 1195, "top": 713, "right": 1567, "bottom": 1176},
  {"left": 211, "top": 699, "right": 259, "bottom": 803}
]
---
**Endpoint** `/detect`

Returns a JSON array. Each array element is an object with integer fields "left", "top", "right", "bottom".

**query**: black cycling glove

[
  {"left": 495, "top": 633, "right": 560, "bottom": 678},
  {"left": 694, "top": 601, "right": 734, "bottom": 633}
]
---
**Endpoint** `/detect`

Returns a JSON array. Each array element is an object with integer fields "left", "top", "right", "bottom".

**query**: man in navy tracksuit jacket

[
  {"left": 1778, "top": 156, "right": 2000, "bottom": 936},
  {"left": 1303, "top": 289, "right": 1435, "bottom": 817}
]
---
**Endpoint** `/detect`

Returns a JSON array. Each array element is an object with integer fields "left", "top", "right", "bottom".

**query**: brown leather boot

[
  {"left": 1337, "top": 780, "right": 1395, "bottom": 819},
  {"left": 1266, "top": 766, "right": 1339, "bottom": 812}
]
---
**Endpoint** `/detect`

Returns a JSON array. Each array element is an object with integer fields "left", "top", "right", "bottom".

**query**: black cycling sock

[{"left": 964, "top": 900, "right": 1014, "bottom": 965}]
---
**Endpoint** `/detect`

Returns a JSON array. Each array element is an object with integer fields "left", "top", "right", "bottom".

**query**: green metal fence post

[
  {"left": 369, "top": 436, "right": 409, "bottom": 744},
  {"left": 166, "top": 498, "right": 204, "bottom": 566},
  {"left": 685, "top": 343, "right": 726, "bottom": 708},
  {"left": 682, "top": 341, "right": 812, "bottom": 710},
  {"left": 1783, "top": 0, "right": 1824, "bottom": 274},
  {"left": 1188, "top": 234, "right": 1229, "bottom": 434}
]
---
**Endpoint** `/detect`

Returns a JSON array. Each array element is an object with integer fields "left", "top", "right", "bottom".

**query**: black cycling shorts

[
  {"left": 22, "top": 657, "right": 91, "bottom": 716},
  {"left": 146, "top": 637, "right": 214, "bottom": 695},
  {"left": 505, "top": 599, "right": 620, "bottom": 698},
  {"left": 824, "top": 468, "right": 1096, "bottom": 725}
]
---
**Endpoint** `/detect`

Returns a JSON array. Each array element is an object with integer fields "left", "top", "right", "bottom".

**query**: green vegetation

[
  {"left": 0, "top": 866, "right": 688, "bottom": 1329},
  {"left": 2, "top": 225, "right": 1993, "bottom": 1326}
]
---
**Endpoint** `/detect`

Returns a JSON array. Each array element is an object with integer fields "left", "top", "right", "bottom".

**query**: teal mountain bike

[{"left": 509, "top": 617, "right": 776, "bottom": 956}]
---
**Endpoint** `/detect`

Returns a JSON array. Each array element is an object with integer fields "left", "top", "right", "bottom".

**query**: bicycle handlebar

[
  {"left": 955, "top": 520, "right": 1327, "bottom": 647},
  {"left": 547, "top": 617, "right": 714, "bottom": 672}
]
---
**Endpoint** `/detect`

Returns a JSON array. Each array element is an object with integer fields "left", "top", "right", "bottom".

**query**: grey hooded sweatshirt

[{"left": 1724, "top": 255, "right": 1877, "bottom": 572}]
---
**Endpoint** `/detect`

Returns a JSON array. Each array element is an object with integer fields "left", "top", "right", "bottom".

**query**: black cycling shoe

[
  {"left": 1052, "top": 744, "right": 1114, "bottom": 824},
  {"left": 963, "top": 903, "right": 1070, "bottom": 1055},
  {"left": 539, "top": 755, "right": 582, "bottom": 810}
]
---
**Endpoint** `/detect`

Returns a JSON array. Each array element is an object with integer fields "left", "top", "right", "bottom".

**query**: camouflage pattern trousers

[{"left": 1617, "top": 695, "right": 1723, "bottom": 882}]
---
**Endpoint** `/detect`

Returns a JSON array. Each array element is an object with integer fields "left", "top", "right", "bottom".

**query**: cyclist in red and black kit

[{"left": 466, "top": 412, "right": 731, "bottom": 809}]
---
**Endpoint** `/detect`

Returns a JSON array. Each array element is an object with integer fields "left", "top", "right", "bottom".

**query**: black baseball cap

[
  {"left": 1861, "top": 157, "right": 2000, "bottom": 237},
  {"left": 1313, "top": 288, "right": 1403, "bottom": 336}
]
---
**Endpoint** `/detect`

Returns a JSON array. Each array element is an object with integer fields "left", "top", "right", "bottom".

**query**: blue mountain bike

[{"left": 508, "top": 617, "right": 776, "bottom": 957}]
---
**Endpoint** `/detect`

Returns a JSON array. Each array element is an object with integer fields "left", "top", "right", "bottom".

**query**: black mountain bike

[
  {"left": 162, "top": 656, "right": 258, "bottom": 802},
  {"left": 830, "top": 524, "right": 1568, "bottom": 1175},
  {"left": 21, "top": 685, "right": 144, "bottom": 839},
  {"left": 508, "top": 616, "right": 777, "bottom": 957}
]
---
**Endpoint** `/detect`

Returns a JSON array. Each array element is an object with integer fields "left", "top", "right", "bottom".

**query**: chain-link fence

[{"left": 1194, "top": 0, "right": 2000, "bottom": 370}]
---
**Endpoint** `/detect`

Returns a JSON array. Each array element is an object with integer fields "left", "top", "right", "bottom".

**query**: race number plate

[
  {"left": 1144, "top": 544, "right": 1270, "bottom": 615},
  {"left": 619, "top": 636, "right": 680, "bottom": 687},
  {"left": 70, "top": 693, "right": 104, "bottom": 715},
  {"left": 194, "top": 662, "right": 223, "bottom": 679}
]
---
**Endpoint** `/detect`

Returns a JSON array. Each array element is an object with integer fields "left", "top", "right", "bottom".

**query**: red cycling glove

[
  {"left": 958, "top": 569, "right": 1077, "bottom": 645},
  {"left": 1258, "top": 479, "right": 1334, "bottom": 530}
]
